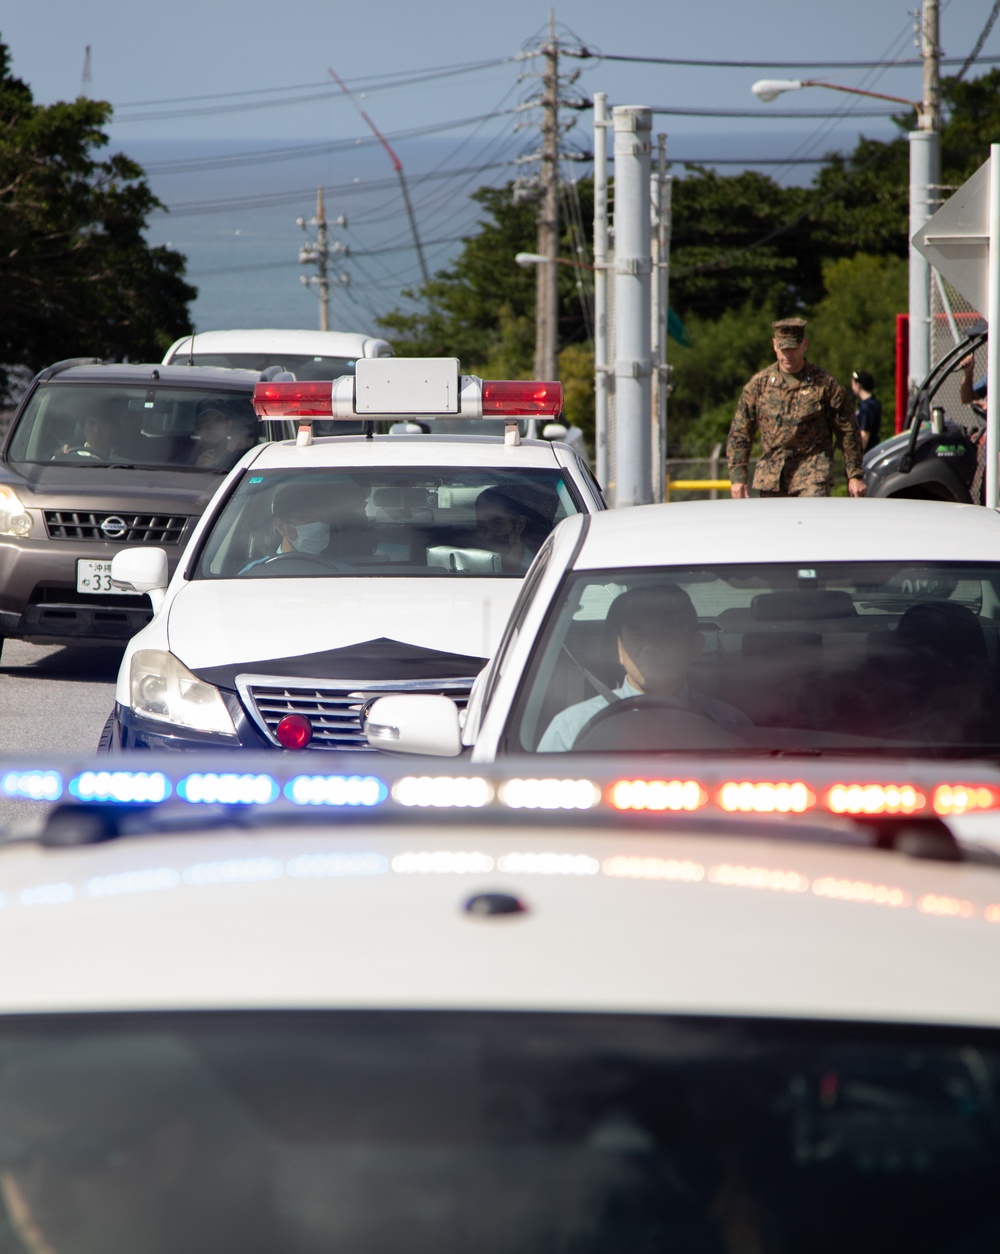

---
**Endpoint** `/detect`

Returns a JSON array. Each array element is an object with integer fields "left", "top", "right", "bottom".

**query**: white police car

[
  {"left": 0, "top": 752, "right": 998, "bottom": 1251},
  {"left": 368, "top": 497, "right": 1000, "bottom": 779},
  {"left": 103, "top": 359, "right": 603, "bottom": 752}
]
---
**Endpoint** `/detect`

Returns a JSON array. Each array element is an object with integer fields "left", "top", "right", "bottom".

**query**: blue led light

[
  {"left": 284, "top": 775, "right": 388, "bottom": 807},
  {"left": 1, "top": 770, "right": 63, "bottom": 802},
  {"left": 69, "top": 771, "right": 171, "bottom": 804},
  {"left": 177, "top": 773, "right": 279, "bottom": 805}
]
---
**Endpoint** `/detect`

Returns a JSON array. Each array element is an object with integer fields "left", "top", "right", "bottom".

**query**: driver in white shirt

[{"left": 537, "top": 584, "right": 751, "bottom": 751}]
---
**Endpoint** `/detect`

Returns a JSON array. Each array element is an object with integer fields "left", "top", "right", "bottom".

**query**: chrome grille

[
  {"left": 44, "top": 511, "right": 188, "bottom": 544},
  {"left": 237, "top": 675, "right": 477, "bottom": 751}
]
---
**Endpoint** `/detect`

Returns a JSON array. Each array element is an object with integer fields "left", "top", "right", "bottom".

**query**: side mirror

[
  {"left": 111, "top": 547, "right": 169, "bottom": 611},
  {"left": 541, "top": 421, "right": 568, "bottom": 441},
  {"left": 365, "top": 694, "right": 462, "bottom": 756}
]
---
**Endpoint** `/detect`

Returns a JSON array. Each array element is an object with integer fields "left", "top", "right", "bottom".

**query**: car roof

[
  {"left": 1, "top": 816, "right": 998, "bottom": 1023},
  {"left": 38, "top": 362, "right": 262, "bottom": 390},
  {"left": 164, "top": 329, "right": 390, "bottom": 358},
  {"left": 246, "top": 434, "right": 565, "bottom": 470},
  {"left": 573, "top": 498, "right": 1000, "bottom": 569}
]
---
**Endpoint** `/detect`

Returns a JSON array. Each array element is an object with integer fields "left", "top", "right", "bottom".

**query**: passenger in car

[
  {"left": 537, "top": 585, "right": 751, "bottom": 751},
  {"left": 475, "top": 484, "right": 557, "bottom": 575}
]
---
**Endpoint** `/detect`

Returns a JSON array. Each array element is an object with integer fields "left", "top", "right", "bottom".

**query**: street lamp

[{"left": 751, "top": 76, "right": 939, "bottom": 392}]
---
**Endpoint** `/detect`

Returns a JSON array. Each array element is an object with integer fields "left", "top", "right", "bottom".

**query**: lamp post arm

[{"left": 800, "top": 79, "right": 922, "bottom": 113}]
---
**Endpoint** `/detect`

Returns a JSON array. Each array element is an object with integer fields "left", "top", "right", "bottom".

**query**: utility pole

[
  {"left": 535, "top": 10, "right": 560, "bottom": 381},
  {"left": 650, "top": 134, "right": 670, "bottom": 502},
  {"left": 908, "top": 0, "right": 941, "bottom": 387},
  {"left": 593, "top": 92, "right": 610, "bottom": 488},
  {"left": 298, "top": 188, "right": 347, "bottom": 332},
  {"left": 613, "top": 105, "right": 653, "bottom": 508}
]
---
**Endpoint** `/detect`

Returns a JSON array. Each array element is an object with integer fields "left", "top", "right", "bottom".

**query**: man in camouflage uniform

[{"left": 727, "top": 318, "right": 866, "bottom": 498}]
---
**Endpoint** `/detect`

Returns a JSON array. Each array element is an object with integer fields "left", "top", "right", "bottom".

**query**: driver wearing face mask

[{"left": 239, "top": 484, "right": 334, "bottom": 573}]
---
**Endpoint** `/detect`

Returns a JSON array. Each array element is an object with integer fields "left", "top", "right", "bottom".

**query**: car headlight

[
  {"left": 129, "top": 649, "right": 237, "bottom": 737},
  {"left": 0, "top": 485, "right": 32, "bottom": 537}
]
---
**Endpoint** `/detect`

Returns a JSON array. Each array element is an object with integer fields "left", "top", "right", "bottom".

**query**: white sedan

[
  {"left": 369, "top": 497, "right": 1000, "bottom": 777},
  {"left": 103, "top": 360, "right": 603, "bottom": 752}
]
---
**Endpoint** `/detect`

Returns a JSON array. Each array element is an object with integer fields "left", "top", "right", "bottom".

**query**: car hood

[
  {"left": 1, "top": 461, "right": 225, "bottom": 510},
  {"left": 168, "top": 579, "right": 520, "bottom": 682}
]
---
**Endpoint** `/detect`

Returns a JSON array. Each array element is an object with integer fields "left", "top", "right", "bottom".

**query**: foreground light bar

[
  {"left": 607, "top": 779, "right": 707, "bottom": 812},
  {"left": 717, "top": 781, "right": 815, "bottom": 814},
  {"left": 285, "top": 775, "right": 387, "bottom": 807},
  {"left": 69, "top": 771, "right": 170, "bottom": 804},
  {"left": 2, "top": 770, "right": 63, "bottom": 802},
  {"left": 824, "top": 784, "right": 926, "bottom": 816},
  {"left": 932, "top": 784, "right": 1000, "bottom": 816}
]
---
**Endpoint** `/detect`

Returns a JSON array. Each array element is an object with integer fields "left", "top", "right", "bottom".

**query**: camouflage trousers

[{"left": 757, "top": 484, "right": 831, "bottom": 498}]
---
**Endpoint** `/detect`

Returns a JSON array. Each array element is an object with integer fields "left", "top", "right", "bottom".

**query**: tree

[{"left": 0, "top": 41, "right": 195, "bottom": 400}]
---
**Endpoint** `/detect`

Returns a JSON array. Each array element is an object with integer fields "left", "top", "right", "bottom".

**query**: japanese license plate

[{"left": 76, "top": 560, "right": 130, "bottom": 595}]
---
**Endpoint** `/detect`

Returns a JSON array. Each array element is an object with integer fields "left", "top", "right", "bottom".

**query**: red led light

[
  {"left": 716, "top": 781, "right": 815, "bottom": 814},
  {"left": 823, "top": 784, "right": 926, "bottom": 816},
  {"left": 481, "top": 380, "right": 563, "bottom": 416},
  {"left": 932, "top": 784, "right": 1000, "bottom": 816},
  {"left": 253, "top": 381, "right": 333, "bottom": 418},
  {"left": 275, "top": 714, "right": 313, "bottom": 750}
]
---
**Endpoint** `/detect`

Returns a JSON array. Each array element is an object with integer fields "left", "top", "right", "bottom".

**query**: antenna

[
  {"left": 82, "top": 45, "right": 92, "bottom": 89},
  {"left": 186, "top": 332, "right": 196, "bottom": 366},
  {"left": 327, "top": 66, "right": 430, "bottom": 288}
]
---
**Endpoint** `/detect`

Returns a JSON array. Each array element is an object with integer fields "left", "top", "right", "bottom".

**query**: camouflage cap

[{"left": 772, "top": 317, "right": 807, "bottom": 348}]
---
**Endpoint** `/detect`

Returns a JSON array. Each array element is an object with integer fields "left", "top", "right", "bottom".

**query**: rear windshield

[
  {"left": 195, "top": 467, "right": 579, "bottom": 579},
  {"left": 7, "top": 383, "right": 269, "bottom": 474},
  {"left": 511, "top": 561, "right": 1000, "bottom": 757},
  {"left": 177, "top": 352, "right": 356, "bottom": 382},
  {"left": 0, "top": 1010, "right": 996, "bottom": 1252}
]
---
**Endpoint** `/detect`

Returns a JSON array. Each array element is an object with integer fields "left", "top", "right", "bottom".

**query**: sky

[{"left": 4, "top": 0, "right": 999, "bottom": 333}]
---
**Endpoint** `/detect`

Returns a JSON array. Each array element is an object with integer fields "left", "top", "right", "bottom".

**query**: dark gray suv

[{"left": 0, "top": 361, "right": 291, "bottom": 660}]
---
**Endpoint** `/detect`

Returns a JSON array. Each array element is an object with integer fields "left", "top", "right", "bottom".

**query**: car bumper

[{"left": 0, "top": 537, "right": 179, "bottom": 645}]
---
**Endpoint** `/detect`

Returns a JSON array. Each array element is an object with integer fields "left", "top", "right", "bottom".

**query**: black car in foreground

[{"left": 0, "top": 361, "right": 291, "bottom": 661}]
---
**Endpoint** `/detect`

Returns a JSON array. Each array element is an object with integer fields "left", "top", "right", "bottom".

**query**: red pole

[{"left": 895, "top": 313, "right": 909, "bottom": 433}]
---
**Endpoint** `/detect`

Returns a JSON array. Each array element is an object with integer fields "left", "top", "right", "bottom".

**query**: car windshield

[
  {"left": 511, "top": 561, "right": 1000, "bottom": 758},
  {"left": 0, "top": 1011, "right": 996, "bottom": 1252},
  {"left": 177, "top": 355, "right": 367, "bottom": 435},
  {"left": 195, "top": 467, "right": 579, "bottom": 579},
  {"left": 7, "top": 384, "right": 264, "bottom": 473}
]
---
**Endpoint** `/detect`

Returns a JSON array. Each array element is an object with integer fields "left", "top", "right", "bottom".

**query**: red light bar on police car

[{"left": 253, "top": 358, "right": 563, "bottom": 421}]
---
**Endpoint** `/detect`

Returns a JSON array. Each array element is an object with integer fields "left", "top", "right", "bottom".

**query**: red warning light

[
  {"left": 253, "top": 381, "right": 333, "bottom": 418},
  {"left": 481, "top": 380, "right": 563, "bottom": 416},
  {"left": 932, "top": 784, "right": 1000, "bottom": 816},
  {"left": 275, "top": 714, "right": 313, "bottom": 750},
  {"left": 823, "top": 783, "right": 925, "bottom": 816}
]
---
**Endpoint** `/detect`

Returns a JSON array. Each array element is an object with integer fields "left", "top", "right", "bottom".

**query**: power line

[
  {"left": 114, "top": 57, "right": 516, "bottom": 109},
  {"left": 957, "top": 0, "right": 1000, "bottom": 79},
  {"left": 589, "top": 51, "right": 1000, "bottom": 69},
  {"left": 649, "top": 105, "right": 898, "bottom": 118}
]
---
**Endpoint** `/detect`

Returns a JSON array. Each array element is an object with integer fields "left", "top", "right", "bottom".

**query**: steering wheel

[
  {"left": 573, "top": 696, "right": 748, "bottom": 752},
  {"left": 245, "top": 551, "right": 342, "bottom": 576},
  {"left": 56, "top": 446, "right": 101, "bottom": 460}
]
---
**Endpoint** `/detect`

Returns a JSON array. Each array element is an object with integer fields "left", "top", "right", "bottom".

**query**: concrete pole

[
  {"left": 593, "top": 93, "right": 610, "bottom": 487},
  {"left": 315, "top": 187, "right": 330, "bottom": 333},
  {"left": 650, "top": 135, "right": 669, "bottom": 502},
  {"left": 534, "top": 13, "right": 559, "bottom": 381},
  {"left": 908, "top": 0, "right": 941, "bottom": 389},
  {"left": 612, "top": 105, "right": 653, "bottom": 508},
  {"left": 987, "top": 145, "right": 1000, "bottom": 509}
]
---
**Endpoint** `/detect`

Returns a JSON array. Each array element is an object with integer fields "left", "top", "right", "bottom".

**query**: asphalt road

[{"left": 0, "top": 638, "right": 123, "bottom": 832}]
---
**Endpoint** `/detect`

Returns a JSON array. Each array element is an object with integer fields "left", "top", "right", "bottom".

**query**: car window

[
  {"left": 178, "top": 353, "right": 357, "bottom": 382},
  {"left": 0, "top": 1011, "right": 996, "bottom": 1252},
  {"left": 194, "top": 468, "right": 578, "bottom": 580},
  {"left": 7, "top": 384, "right": 264, "bottom": 473},
  {"left": 508, "top": 561, "right": 1000, "bottom": 757}
]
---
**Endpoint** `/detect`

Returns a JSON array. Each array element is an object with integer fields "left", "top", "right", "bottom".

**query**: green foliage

[
  {"left": 806, "top": 254, "right": 907, "bottom": 398},
  {"left": 558, "top": 343, "right": 595, "bottom": 445},
  {"left": 668, "top": 304, "right": 779, "bottom": 455},
  {"left": 941, "top": 69, "right": 1000, "bottom": 182},
  {"left": 0, "top": 41, "right": 195, "bottom": 398}
]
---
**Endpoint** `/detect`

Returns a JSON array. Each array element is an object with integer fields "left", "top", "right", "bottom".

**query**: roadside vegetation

[{"left": 379, "top": 71, "right": 1000, "bottom": 455}]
